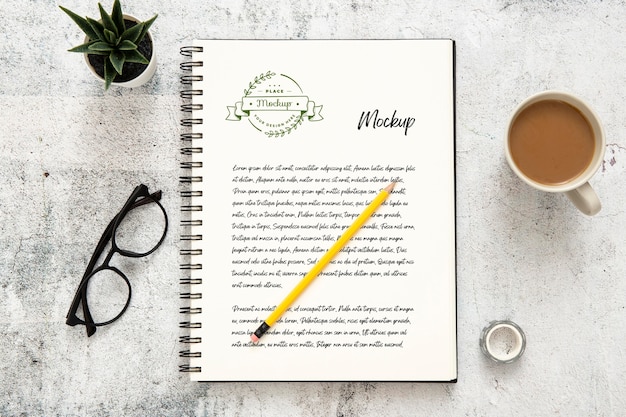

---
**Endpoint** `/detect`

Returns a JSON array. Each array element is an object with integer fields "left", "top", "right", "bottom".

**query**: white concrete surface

[{"left": 1, "top": 1, "right": 625, "bottom": 416}]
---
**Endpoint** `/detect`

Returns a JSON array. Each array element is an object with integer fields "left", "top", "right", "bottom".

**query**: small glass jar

[{"left": 480, "top": 320, "right": 526, "bottom": 363}]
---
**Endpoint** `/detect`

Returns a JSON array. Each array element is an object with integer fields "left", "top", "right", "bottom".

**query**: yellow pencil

[{"left": 250, "top": 181, "right": 396, "bottom": 342}]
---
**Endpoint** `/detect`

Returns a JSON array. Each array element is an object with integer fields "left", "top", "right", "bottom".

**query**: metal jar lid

[{"left": 480, "top": 320, "right": 526, "bottom": 363}]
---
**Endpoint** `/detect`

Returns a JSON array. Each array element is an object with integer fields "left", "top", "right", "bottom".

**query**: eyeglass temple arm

[
  {"left": 131, "top": 190, "right": 162, "bottom": 209},
  {"left": 81, "top": 293, "right": 97, "bottom": 336},
  {"left": 76, "top": 215, "right": 118, "bottom": 336}
]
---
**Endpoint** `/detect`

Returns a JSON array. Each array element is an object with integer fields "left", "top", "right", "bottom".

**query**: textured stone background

[{"left": 1, "top": 1, "right": 625, "bottom": 416}]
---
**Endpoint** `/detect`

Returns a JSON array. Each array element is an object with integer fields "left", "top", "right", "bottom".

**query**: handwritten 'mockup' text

[{"left": 357, "top": 109, "right": 416, "bottom": 136}]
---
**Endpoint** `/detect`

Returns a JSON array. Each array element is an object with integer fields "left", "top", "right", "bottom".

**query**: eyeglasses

[{"left": 66, "top": 184, "right": 168, "bottom": 337}]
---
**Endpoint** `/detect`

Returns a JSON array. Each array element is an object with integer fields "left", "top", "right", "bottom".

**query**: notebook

[{"left": 179, "top": 39, "right": 456, "bottom": 382}]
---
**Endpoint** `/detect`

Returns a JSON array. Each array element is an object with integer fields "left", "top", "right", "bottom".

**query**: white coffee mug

[{"left": 505, "top": 91, "right": 605, "bottom": 216}]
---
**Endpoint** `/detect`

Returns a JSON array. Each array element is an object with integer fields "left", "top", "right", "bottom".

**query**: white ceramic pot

[{"left": 83, "top": 14, "right": 156, "bottom": 88}]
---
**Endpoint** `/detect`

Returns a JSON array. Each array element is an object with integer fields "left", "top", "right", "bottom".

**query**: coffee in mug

[{"left": 505, "top": 91, "right": 605, "bottom": 216}]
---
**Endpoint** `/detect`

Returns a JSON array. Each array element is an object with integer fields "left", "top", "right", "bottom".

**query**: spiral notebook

[{"left": 179, "top": 39, "right": 456, "bottom": 382}]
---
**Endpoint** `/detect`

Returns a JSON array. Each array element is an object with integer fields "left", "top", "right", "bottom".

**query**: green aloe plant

[{"left": 60, "top": 0, "right": 157, "bottom": 89}]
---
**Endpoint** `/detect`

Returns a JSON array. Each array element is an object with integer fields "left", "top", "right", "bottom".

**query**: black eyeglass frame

[{"left": 66, "top": 184, "right": 168, "bottom": 337}]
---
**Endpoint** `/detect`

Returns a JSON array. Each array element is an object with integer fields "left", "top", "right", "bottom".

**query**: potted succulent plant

[{"left": 60, "top": 1, "right": 157, "bottom": 90}]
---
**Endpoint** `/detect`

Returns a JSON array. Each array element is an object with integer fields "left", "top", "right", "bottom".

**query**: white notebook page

[{"left": 184, "top": 39, "right": 456, "bottom": 381}]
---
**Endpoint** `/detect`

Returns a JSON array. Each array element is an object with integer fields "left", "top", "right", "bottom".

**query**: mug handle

[{"left": 565, "top": 182, "right": 601, "bottom": 216}]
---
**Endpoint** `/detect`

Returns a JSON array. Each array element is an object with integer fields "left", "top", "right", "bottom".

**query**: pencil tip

[{"left": 384, "top": 182, "right": 396, "bottom": 193}]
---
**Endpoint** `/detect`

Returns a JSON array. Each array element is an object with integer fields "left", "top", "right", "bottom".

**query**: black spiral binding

[{"left": 179, "top": 45, "right": 204, "bottom": 374}]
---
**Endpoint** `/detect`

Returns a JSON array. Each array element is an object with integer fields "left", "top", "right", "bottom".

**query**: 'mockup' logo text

[
  {"left": 226, "top": 71, "right": 322, "bottom": 137},
  {"left": 357, "top": 109, "right": 416, "bottom": 136}
]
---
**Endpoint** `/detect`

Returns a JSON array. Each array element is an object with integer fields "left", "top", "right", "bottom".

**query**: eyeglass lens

[
  {"left": 82, "top": 267, "right": 131, "bottom": 326},
  {"left": 114, "top": 195, "right": 168, "bottom": 255}
]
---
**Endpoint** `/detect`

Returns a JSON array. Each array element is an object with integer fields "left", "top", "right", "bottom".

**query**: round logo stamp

[{"left": 226, "top": 71, "right": 323, "bottom": 137}]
